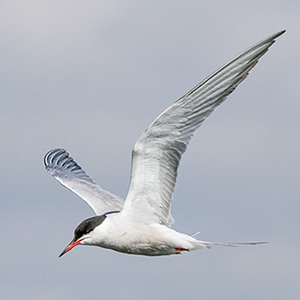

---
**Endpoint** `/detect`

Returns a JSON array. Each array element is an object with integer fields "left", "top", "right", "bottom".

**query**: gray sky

[{"left": 1, "top": 1, "right": 299, "bottom": 299}]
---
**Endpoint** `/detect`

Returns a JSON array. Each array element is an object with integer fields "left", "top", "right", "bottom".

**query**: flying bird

[{"left": 44, "top": 30, "right": 285, "bottom": 257}]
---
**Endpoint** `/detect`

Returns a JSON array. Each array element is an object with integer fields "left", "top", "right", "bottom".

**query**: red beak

[{"left": 59, "top": 238, "right": 84, "bottom": 258}]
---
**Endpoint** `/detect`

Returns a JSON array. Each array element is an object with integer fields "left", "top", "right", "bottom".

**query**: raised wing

[
  {"left": 122, "top": 30, "right": 285, "bottom": 226},
  {"left": 44, "top": 149, "right": 124, "bottom": 215}
]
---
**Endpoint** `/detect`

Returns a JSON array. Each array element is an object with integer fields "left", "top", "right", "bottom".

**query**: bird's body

[
  {"left": 81, "top": 212, "right": 204, "bottom": 256},
  {"left": 44, "top": 30, "right": 284, "bottom": 257}
]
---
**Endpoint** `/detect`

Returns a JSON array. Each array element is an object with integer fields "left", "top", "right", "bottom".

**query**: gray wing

[
  {"left": 122, "top": 30, "right": 285, "bottom": 226},
  {"left": 44, "top": 149, "right": 124, "bottom": 215}
]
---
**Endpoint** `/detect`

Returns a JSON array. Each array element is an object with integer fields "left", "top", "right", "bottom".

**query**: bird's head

[{"left": 59, "top": 215, "right": 107, "bottom": 257}]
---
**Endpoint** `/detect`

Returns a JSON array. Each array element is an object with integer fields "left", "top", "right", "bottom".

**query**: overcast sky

[{"left": 1, "top": 1, "right": 299, "bottom": 299}]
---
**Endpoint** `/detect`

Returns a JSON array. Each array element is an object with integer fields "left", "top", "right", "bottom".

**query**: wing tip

[
  {"left": 258, "top": 29, "right": 285, "bottom": 44},
  {"left": 274, "top": 29, "right": 286, "bottom": 38},
  {"left": 44, "top": 148, "right": 67, "bottom": 168},
  {"left": 44, "top": 148, "right": 96, "bottom": 184},
  {"left": 265, "top": 29, "right": 286, "bottom": 45}
]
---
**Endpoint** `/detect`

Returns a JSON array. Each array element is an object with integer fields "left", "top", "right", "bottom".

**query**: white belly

[{"left": 89, "top": 215, "right": 201, "bottom": 256}]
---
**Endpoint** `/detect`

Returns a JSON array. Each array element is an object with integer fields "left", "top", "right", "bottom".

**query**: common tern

[{"left": 44, "top": 30, "right": 284, "bottom": 257}]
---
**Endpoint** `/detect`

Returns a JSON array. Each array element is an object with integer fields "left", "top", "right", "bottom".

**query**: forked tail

[{"left": 192, "top": 240, "right": 268, "bottom": 250}]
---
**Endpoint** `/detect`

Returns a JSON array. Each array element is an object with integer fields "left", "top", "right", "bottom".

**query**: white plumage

[{"left": 44, "top": 30, "right": 284, "bottom": 257}]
